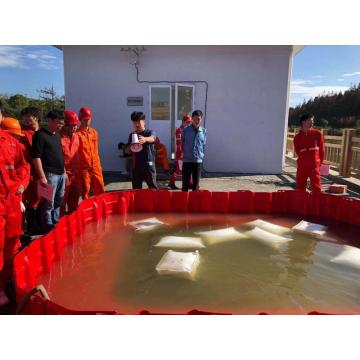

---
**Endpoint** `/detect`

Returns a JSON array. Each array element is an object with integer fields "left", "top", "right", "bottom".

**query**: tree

[
  {"left": 0, "top": 89, "right": 64, "bottom": 124},
  {"left": 289, "top": 82, "right": 360, "bottom": 132},
  {"left": 318, "top": 118, "right": 329, "bottom": 128}
]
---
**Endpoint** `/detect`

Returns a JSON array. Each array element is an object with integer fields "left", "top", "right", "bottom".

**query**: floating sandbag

[
  {"left": 195, "top": 227, "right": 246, "bottom": 245},
  {"left": 330, "top": 245, "right": 360, "bottom": 272},
  {"left": 154, "top": 236, "right": 205, "bottom": 249},
  {"left": 244, "top": 219, "right": 291, "bottom": 235},
  {"left": 244, "top": 227, "right": 292, "bottom": 250},
  {"left": 156, "top": 250, "right": 200, "bottom": 279},
  {"left": 292, "top": 220, "right": 327, "bottom": 238},
  {"left": 128, "top": 217, "right": 165, "bottom": 231},
  {"left": 313, "top": 242, "right": 343, "bottom": 259}
]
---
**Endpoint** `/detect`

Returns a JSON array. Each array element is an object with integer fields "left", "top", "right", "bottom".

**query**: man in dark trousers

[
  {"left": 181, "top": 110, "right": 207, "bottom": 191},
  {"left": 126, "top": 111, "right": 158, "bottom": 189},
  {"left": 32, "top": 111, "right": 66, "bottom": 234}
]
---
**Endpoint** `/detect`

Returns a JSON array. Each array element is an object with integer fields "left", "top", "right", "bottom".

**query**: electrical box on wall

[{"left": 127, "top": 97, "right": 143, "bottom": 106}]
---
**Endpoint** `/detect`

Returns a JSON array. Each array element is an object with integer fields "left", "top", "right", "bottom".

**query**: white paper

[
  {"left": 37, "top": 181, "right": 55, "bottom": 201},
  {"left": 154, "top": 236, "right": 205, "bottom": 249}
]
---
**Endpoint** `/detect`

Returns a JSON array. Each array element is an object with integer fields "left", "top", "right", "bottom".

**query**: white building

[{"left": 60, "top": 45, "right": 303, "bottom": 174}]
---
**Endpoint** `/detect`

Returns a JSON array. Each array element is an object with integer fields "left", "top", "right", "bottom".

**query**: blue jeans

[{"left": 40, "top": 172, "right": 65, "bottom": 234}]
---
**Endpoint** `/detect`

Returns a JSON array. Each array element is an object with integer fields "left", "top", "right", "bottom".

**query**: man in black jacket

[{"left": 126, "top": 111, "right": 158, "bottom": 189}]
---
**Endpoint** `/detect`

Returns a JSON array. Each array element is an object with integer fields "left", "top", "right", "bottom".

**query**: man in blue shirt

[{"left": 181, "top": 110, "right": 207, "bottom": 191}]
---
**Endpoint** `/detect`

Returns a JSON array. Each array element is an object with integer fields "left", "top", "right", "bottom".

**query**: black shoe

[{"left": 168, "top": 183, "right": 179, "bottom": 190}]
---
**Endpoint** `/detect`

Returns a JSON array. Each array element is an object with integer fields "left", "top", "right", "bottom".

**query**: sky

[
  {"left": 0, "top": 45, "right": 64, "bottom": 98},
  {"left": 290, "top": 45, "right": 360, "bottom": 107},
  {"left": 1, "top": 45, "right": 360, "bottom": 107}
]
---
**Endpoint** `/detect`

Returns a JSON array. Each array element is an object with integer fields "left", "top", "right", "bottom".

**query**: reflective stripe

[
  {"left": 5, "top": 165, "right": 14, "bottom": 170},
  {"left": 299, "top": 148, "right": 307, "bottom": 153},
  {"left": 309, "top": 147, "right": 319, "bottom": 151}
]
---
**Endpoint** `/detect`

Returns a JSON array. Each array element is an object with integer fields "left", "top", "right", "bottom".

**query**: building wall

[{"left": 62, "top": 45, "right": 293, "bottom": 173}]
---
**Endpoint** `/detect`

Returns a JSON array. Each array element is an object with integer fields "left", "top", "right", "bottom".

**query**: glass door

[
  {"left": 171, "top": 84, "right": 195, "bottom": 153},
  {"left": 149, "top": 85, "right": 172, "bottom": 160}
]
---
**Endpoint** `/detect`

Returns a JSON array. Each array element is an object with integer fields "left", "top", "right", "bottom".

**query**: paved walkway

[{"left": 104, "top": 159, "right": 360, "bottom": 198}]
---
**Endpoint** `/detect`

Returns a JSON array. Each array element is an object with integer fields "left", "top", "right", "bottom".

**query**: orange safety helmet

[
  {"left": 1, "top": 117, "right": 25, "bottom": 137},
  {"left": 79, "top": 107, "right": 92, "bottom": 121},
  {"left": 64, "top": 110, "right": 79, "bottom": 125},
  {"left": 183, "top": 115, "right": 192, "bottom": 124}
]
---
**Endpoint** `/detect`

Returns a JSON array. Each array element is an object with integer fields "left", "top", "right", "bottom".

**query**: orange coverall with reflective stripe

[
  {"left": 175, "top": 126, "right": 184, "bottom": 175},
  {"left": 76, "top": 127, "right": 105, "bottom": 199},
  {"left": 61, "top": 131, "right": 80, "bottom": 214},
  {"left": 155, "top": 143, "right": 170, "bottom": 171},
  {"left": 294, "top": 128, "right": 325, "bottom": 193},
  {"left": 0, "top": 129, "right": 30, "bottom": 288}
]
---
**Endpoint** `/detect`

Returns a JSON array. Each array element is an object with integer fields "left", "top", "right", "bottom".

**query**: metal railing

[{"left": 286, "top": 129, "right": 360, "bottom": 178}]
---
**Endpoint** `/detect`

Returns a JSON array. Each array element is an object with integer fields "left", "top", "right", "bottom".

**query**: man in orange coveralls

[
  {"left": 164, "top": 115, "right": 193, "bottom": 189},
  {"left": 0, "top": 103, "right": 30, "bottom": 306},
  {"left": 294, "top": 113, "right": 325, "bottom": 193},
  {"left": 1, "top": 117, "right": 26, "bottom": 143},
  {"left": 60, "top": 110, "right": 80, "bottom": 215},
  {"left": 155, "top": 137, "right": 170, "bottom": 171},
  {"left": 175, "top": 115, "right": 192, "bottom": 176},
  {"left": 76, "top": 107, "right": 105, "bottom": 199},
  {"left": 20, "top": 107, "right": 41, "bottom": 234}
]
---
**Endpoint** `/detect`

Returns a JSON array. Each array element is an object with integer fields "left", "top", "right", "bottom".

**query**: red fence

[{"left": 14, "top": 189, "right": 360, "bottom": 315}]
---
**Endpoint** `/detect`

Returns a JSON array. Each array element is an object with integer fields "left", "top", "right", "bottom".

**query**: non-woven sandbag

[
  {"left": 330, "top": 245, "right": 360, "bottom": 272},
  {"left": 244, "top": 219, "right": 291, "bottom": 235},
  {"left": 292, "top": 220, "right": 327, "bottom": 238},
  {"left": 154, "top": 236, "right": 205, "bottom": 249},
  {"left": 128, "top": 217, "right": 165, "bottom": 231},
  {"left": 156, "top": 250, "right": 200, "bottom": 279},
  {"left": 244, "top": 227, "right": 292, "bottom": 250},
  {"left": 195, "top": 227, "right": 246, "bottom": 245}
]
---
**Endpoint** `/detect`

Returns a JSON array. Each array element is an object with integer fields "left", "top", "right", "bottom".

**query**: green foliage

[
  {"left": 0, "top": 88, "right": 65, "bottom": 125},
  {"left": 289, "top": 83, "right": 360, "bottom": 129}
]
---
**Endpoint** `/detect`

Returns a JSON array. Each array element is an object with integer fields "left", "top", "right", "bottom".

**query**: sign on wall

[{"left": 127, "top": 96, "right": 144, "bottom": 106}]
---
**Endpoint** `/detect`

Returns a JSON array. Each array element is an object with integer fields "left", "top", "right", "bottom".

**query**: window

[
  {"left": 176, "top": 85, "right": 194, "bottom": 121},
  {"left": 150, "top": 86, "right": 171, "bottom": 121}
]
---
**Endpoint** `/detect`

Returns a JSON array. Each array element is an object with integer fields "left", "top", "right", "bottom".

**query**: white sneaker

[{"left": 0, "top": 289, "right": 10, "bottom": 306}]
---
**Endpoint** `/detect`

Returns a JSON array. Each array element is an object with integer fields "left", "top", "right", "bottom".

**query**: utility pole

[{"left": 37, "top": 84, "right": 56, "bottom": 109}]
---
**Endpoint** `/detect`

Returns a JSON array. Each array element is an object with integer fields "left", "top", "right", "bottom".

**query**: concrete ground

[{"left": 104, "top": 159, "right": 360, "bottom": 198}]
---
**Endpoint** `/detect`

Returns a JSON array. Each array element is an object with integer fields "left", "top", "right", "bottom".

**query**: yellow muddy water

[{"left": 38, "top": 213, "right": 360, "bottom": 314}]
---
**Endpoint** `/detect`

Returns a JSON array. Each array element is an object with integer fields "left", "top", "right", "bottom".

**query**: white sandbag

[
  {"left": 292, "top": 220, "right": 327, "bottom": 238},
  {"left": 195, "top": 227, "right": 246, "bottom": 245},
  {"left": 244, "top": 227, "right": 292, "bottom": 250},
  {"left": 154, "top": 236, "right": 205, "bottom": 249},
  {"left": 156, "top": 250, "right": 200, "bottom": 279},
  {"left": 244, "top": 219, "right": 291, "bottom": 235},
  {"left": 128, "top": 217, "right": 165, "bottom": 231},
  {"left": 330, "top": 245, "right": 360, "bottom": 271}
]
